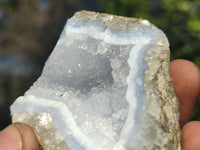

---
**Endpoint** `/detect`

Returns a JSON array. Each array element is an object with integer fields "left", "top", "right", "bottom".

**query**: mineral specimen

[{"left": 10, "top": 11, "right": 181, "bottom": 150}]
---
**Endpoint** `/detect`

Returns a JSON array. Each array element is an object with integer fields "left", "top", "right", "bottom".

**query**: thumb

[{"left": 0, "top": 123, "right": 40, "bottom": 150}]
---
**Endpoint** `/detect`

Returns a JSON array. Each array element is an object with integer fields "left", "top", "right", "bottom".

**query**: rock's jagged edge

[{"left": 144, "top": 37, "right": 181, "bottom": 149}]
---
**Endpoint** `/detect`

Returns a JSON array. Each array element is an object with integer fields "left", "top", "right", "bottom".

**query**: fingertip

[
  {"left": 13, "top": 123, "right": 40, "bottom": 150},
  {"left": 0, "top": 124, "right": 22, "bottom": 150},
  {"left": 170, "top": 59, "right": 200, "bottom": 99},
  {"left": 0, "top": 123, "right": 40, "bottom": 150},
  {"left": 181, "top": 121, "right": 200, "bottom": 150},
  {"left": 170, "top": 59, "right": 200, "bottom": 126}
]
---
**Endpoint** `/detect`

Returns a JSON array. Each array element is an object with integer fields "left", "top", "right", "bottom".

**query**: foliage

[
  {"left": 0, "top": 0, "right": 74, "bottom": 129},
  {"left": 192, "top": 99, "right": 200, "bottom": 120},
  {"left": 98, "top": 0, "right": 200, "bottom": 65}
]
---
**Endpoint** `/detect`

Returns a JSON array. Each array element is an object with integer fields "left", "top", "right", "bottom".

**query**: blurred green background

[{"left": 0, "top": 0, "right": 199, "bottom": 130}]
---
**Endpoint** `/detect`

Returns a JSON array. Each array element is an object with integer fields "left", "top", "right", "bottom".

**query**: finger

[
  {"left": 181, "top": 121, "right": 200, "bottom": 150},
  {"left": 170, "top": 59, "right": 200, "bottom": 127},
  {"left": 0, "top": 123, "right": 40, "bottom": 150},
  {"left": 0, "top": 124, "right": 21, "bottom": 150}
]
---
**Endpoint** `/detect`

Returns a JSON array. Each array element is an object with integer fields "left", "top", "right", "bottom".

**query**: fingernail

[{"left": 0, "top": 125, "right": 22, "bottom": 150}]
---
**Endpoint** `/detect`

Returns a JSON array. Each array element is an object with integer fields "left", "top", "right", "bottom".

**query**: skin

[
  {"left": 170, "top": 59, "right": 200, "bottom": 150},
  {"left": 0, "top": 59, "right": 199, "bottom": 150}
]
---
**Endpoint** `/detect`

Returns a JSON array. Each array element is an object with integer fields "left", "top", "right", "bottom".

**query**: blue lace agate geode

[{"left": 11, "top": 11, "right": 180, "bottom": 150}]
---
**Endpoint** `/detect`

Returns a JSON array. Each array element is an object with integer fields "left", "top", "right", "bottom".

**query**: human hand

[
  {"left": 0, "top": 123, "right": 40, "bottom": 150},
  {"left": 171, "top": 59, "right": 200, "bottom": 150},
  {"left": 0, "top": 59, "right": 199, "bottom": 150}
]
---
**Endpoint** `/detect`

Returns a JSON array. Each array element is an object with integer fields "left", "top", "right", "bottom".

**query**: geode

[{"left": 10, "top": 11, "right": 181, "bottom": 150}]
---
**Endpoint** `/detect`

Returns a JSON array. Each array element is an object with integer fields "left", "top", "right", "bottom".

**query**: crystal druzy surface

[{"left": 10, "top": 11, "right": 180, "bottom": 150}]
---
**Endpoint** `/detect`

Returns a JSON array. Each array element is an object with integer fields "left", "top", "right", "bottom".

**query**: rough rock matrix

[{"left": 10, "top": 11, "right": 180, "bottom": 150}]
